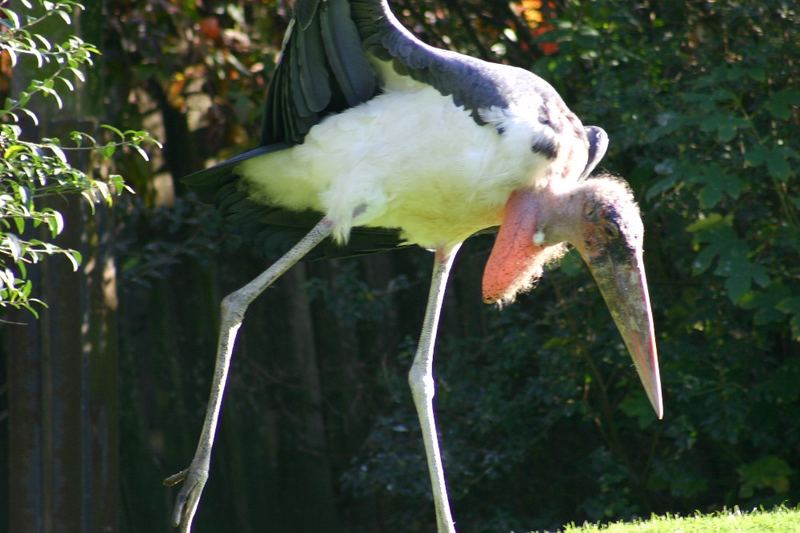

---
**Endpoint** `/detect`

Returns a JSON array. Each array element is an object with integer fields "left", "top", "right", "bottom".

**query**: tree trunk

[{"left": 273, "top": 265, "right": 342, "bottom": 532}]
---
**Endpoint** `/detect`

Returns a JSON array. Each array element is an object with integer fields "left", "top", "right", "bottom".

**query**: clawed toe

[
  {"left": 163, "top": 468, "right": 188, "bottom": 487},
  {"left": 164, "top": 465, "right": 209, "bottom": 531}
]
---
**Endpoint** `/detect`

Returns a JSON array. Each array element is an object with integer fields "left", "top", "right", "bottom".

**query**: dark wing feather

[
  {"left": 296, "top": 15, "right": 332, "bottom": 113},
  {"left": 320, "top": 0, "right": 376, "bottom": 106},
  {"left": 581, "top": 126, "right": 608, "bottom": 178},
  {"left": 261, "top": 0, "right": 376, "bottom": 144},
  {"left": 289, "top": 45, "right": 314, "bottom": 118},
  {"left": 295, "top": 0, "right": 320, "bottom": 30}
]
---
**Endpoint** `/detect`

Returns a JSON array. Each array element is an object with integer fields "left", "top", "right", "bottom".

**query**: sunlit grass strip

[{"left": 553, "top": 506, "right": 800, "bottom": 532}]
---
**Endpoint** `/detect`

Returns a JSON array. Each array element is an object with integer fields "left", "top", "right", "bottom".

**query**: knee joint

[
  {"left": 408, "top": 364, "right": 435, "bottom": 399},
  {"left": 221, "top": 291, "right": 248, "bottom": 321}
]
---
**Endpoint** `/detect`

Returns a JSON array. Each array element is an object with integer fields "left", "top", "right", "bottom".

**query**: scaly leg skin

[
  {"left": 408, "top": 244, "right": 462, "bottom": 533},
  {"left": 164, "top": 218, "right": 333, "bottom": 533}
]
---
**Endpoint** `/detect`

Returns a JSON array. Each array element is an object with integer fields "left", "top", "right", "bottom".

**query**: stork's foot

[{"left": 164, "top": 463, "right": 209, "bottom": 533}]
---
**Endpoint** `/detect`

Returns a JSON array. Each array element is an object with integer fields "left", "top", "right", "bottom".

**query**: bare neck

[{"left": 529, "top": 182, "right": 587, "bottom": 247}]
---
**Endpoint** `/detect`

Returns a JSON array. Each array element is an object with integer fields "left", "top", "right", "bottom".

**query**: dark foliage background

[{"left": 3, "top": 0, "right": 798, "bottom": 532}]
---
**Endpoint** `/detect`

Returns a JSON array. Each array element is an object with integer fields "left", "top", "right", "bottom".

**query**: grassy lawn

[{"left": 551, "top": 506, "right": 800, "bottom": 532}]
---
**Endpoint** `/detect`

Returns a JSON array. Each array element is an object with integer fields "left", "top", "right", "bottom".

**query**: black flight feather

[
  {"left": 295, "top": 0, "right": 320, "bottom": 31},
  {"left": 320, "top": 0, "right": 376, "bottom": 106},
  {"left": 296, "top": 15, "right": 331, "bottom": 113}
]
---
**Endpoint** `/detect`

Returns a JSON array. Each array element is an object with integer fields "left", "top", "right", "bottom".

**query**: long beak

[
  {"left": 483, "top": 190, "right": 663, "bottom": 419},
  {"left": 581, "top": 247, "right": 663, "bottom": 419}
]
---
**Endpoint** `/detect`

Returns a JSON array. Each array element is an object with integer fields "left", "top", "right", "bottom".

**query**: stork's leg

[
  {"left": 409, "top": 244, "right": 462, "bottom": 533},
  {"left": 164, "top": 218, "right": 333, "bottom": 533}
]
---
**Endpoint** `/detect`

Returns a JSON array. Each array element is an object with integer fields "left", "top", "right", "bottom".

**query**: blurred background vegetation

[{"left": 1, "top": 0, "right": 798, "bottom": 532}]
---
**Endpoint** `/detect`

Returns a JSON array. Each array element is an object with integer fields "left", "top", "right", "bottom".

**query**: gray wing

[
  {"left": 261, "top": 0, "right": 377, "bottom": 144},
  {"left": 263, "top": 0, "right": 519, "bottom": 144},
  {"left": 264, "top": 0, "right": 573, "bottom": 153},
  {"left": 351, "top": 0, "right": 574, "bottom": 160},
  {"left": 581, "top": 126, "right": 608, "bottom": 178}
]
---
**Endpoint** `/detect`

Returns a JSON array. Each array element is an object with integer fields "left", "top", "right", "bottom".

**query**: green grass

[{"left": 549, "top": 506, "right": 800, "bottom": 532}]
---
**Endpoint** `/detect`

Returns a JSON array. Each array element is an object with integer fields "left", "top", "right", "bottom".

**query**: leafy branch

[{"left": 0, "top": 0, "right": 161, "bottom": 317}]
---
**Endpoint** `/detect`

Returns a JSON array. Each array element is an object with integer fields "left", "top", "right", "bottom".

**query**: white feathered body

[{"left": 240, "top": 69, "right": 587, "bottom": 249}]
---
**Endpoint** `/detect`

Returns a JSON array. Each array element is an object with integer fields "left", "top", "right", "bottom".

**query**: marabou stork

[{"left": 165, "top": 1, "right": 663, "bottom": 531}]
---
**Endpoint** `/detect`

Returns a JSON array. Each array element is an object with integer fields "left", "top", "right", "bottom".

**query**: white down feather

[{"left": 239, "top": 82, "right": 555, "bottom": 249}]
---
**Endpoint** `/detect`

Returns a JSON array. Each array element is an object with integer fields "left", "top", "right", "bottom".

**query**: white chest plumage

[{"left": 240, "top": 83, "right": 557, "bottom": 248}]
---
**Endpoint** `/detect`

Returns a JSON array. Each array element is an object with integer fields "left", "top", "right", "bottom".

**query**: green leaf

[
  {"left": 686, "top": 213, "right": 728, "bottom": 233},
  {"left": 45, "top": 210, "right": 64, "bottom": 236},
  {"left": 687, "top": 165, "right": 744, "bottom": 208},
  {"left": 692, "top": 245, "right": 719, "bottom": 275},
  {"left": 101, "top": 124, "right": 125, "bottom": 139},
  {"left": 101, "top": 142, "right": 116, "bottom": 159},
  {"left": 20, "top": 108, "right": 40, "bottom": 126},
  {"left": 21, "top": 279, "right": 32, "bottom": 299},
  {"left": 775, "top": 297, "right": 800, "bottom": 340},
  {"left": 738, "top": 456, "right": 793, "bottom": 498},
  {"left": 33, "top": 33, "right": 52, "bottom": 51},
  {"left": 646, "top": 175, "right": 676, "bottom": 200},
  {"left": 776, "top": 296, "right": 800, "bottom": 316},
  {"left": 698, "top": 183, "right": 722, "bottom": 209},
  {"left": 132, "top": 144, "right": 149, "bottom": 161},
  {"left": 66, "top": 250, "right": 82, "bottom": 271},
  {"left": 108, "top": 174, "right": 129, "bottom": 195},
  {"left": 5, "top": 234, "right": 22, "bottom": 262},
  {"left": 55, "top": 9, "right": 72, "bottom": 25},
  {"left": 58, "top": 76, "right": 74, "bottom": 91},
  {"left": 764, "top": 88, "right": 800, "bottom": 120},
  {"left": 0, "top": 7, "right": 21, "bottom": 29},
  {"left": 5, "top": 47, "right": 17, "bottom": 68},
  {"left": 26, "top": 304, "right": 41, "bottom": 319},
  {"left": 52, "top": 90, "right": 63, "bottom": 109},
  {"left": 69, "top": 130, "right": 95, "bottom": 146},
  {"left": 716, "top": 116, "right": 745, "bottom": 143},
  {"left": 724, "top": 269, "right": 751, "bottom": 303},
  {"left": 697, "top": 113, "right": 746, "bottom": 142},
  {"left": 747, "top": 145, "right": 797, "bottom": 181},
  {"left": 0, "top": 269, "right": 13, "bottom": 290},
  {"left": 747, "top": 67, "right": 766, "bottom": 81},
  {"left": 31, "top": 47, "right": 44, "bottom": 68},
  {"left": 94, "top": 181, "right": 111, "bottom": 204},
  {"left": 745, "top": 144, "right": 769, "bottom": 167},
  {"left": 739, "top": 284, "right": 791, "bottom": 325},
  {"left": 714, "top": 247, "right": 769, "bottom": 303},
  {"left": 3, "top": 144, "right": 26, "bottom": 159},
  {"left": 618, "top": 392, "right": 656, "bottom": 429},
  {"left": 49, "top": 144, "right": 67, "bottom": 163},
  {"left": 68, "top": 67, "right": 85, "bottom": 83},
  {"left": 752, "top": 263, "right": 770, "bottom": 288},
  {"left": 766, "top": 150, "right": 792, "bottom": 181}
]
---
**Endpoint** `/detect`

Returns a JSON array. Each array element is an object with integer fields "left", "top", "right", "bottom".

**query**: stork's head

[{"left": 482, "top": 175, "right": 663, "bottom": 418}]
